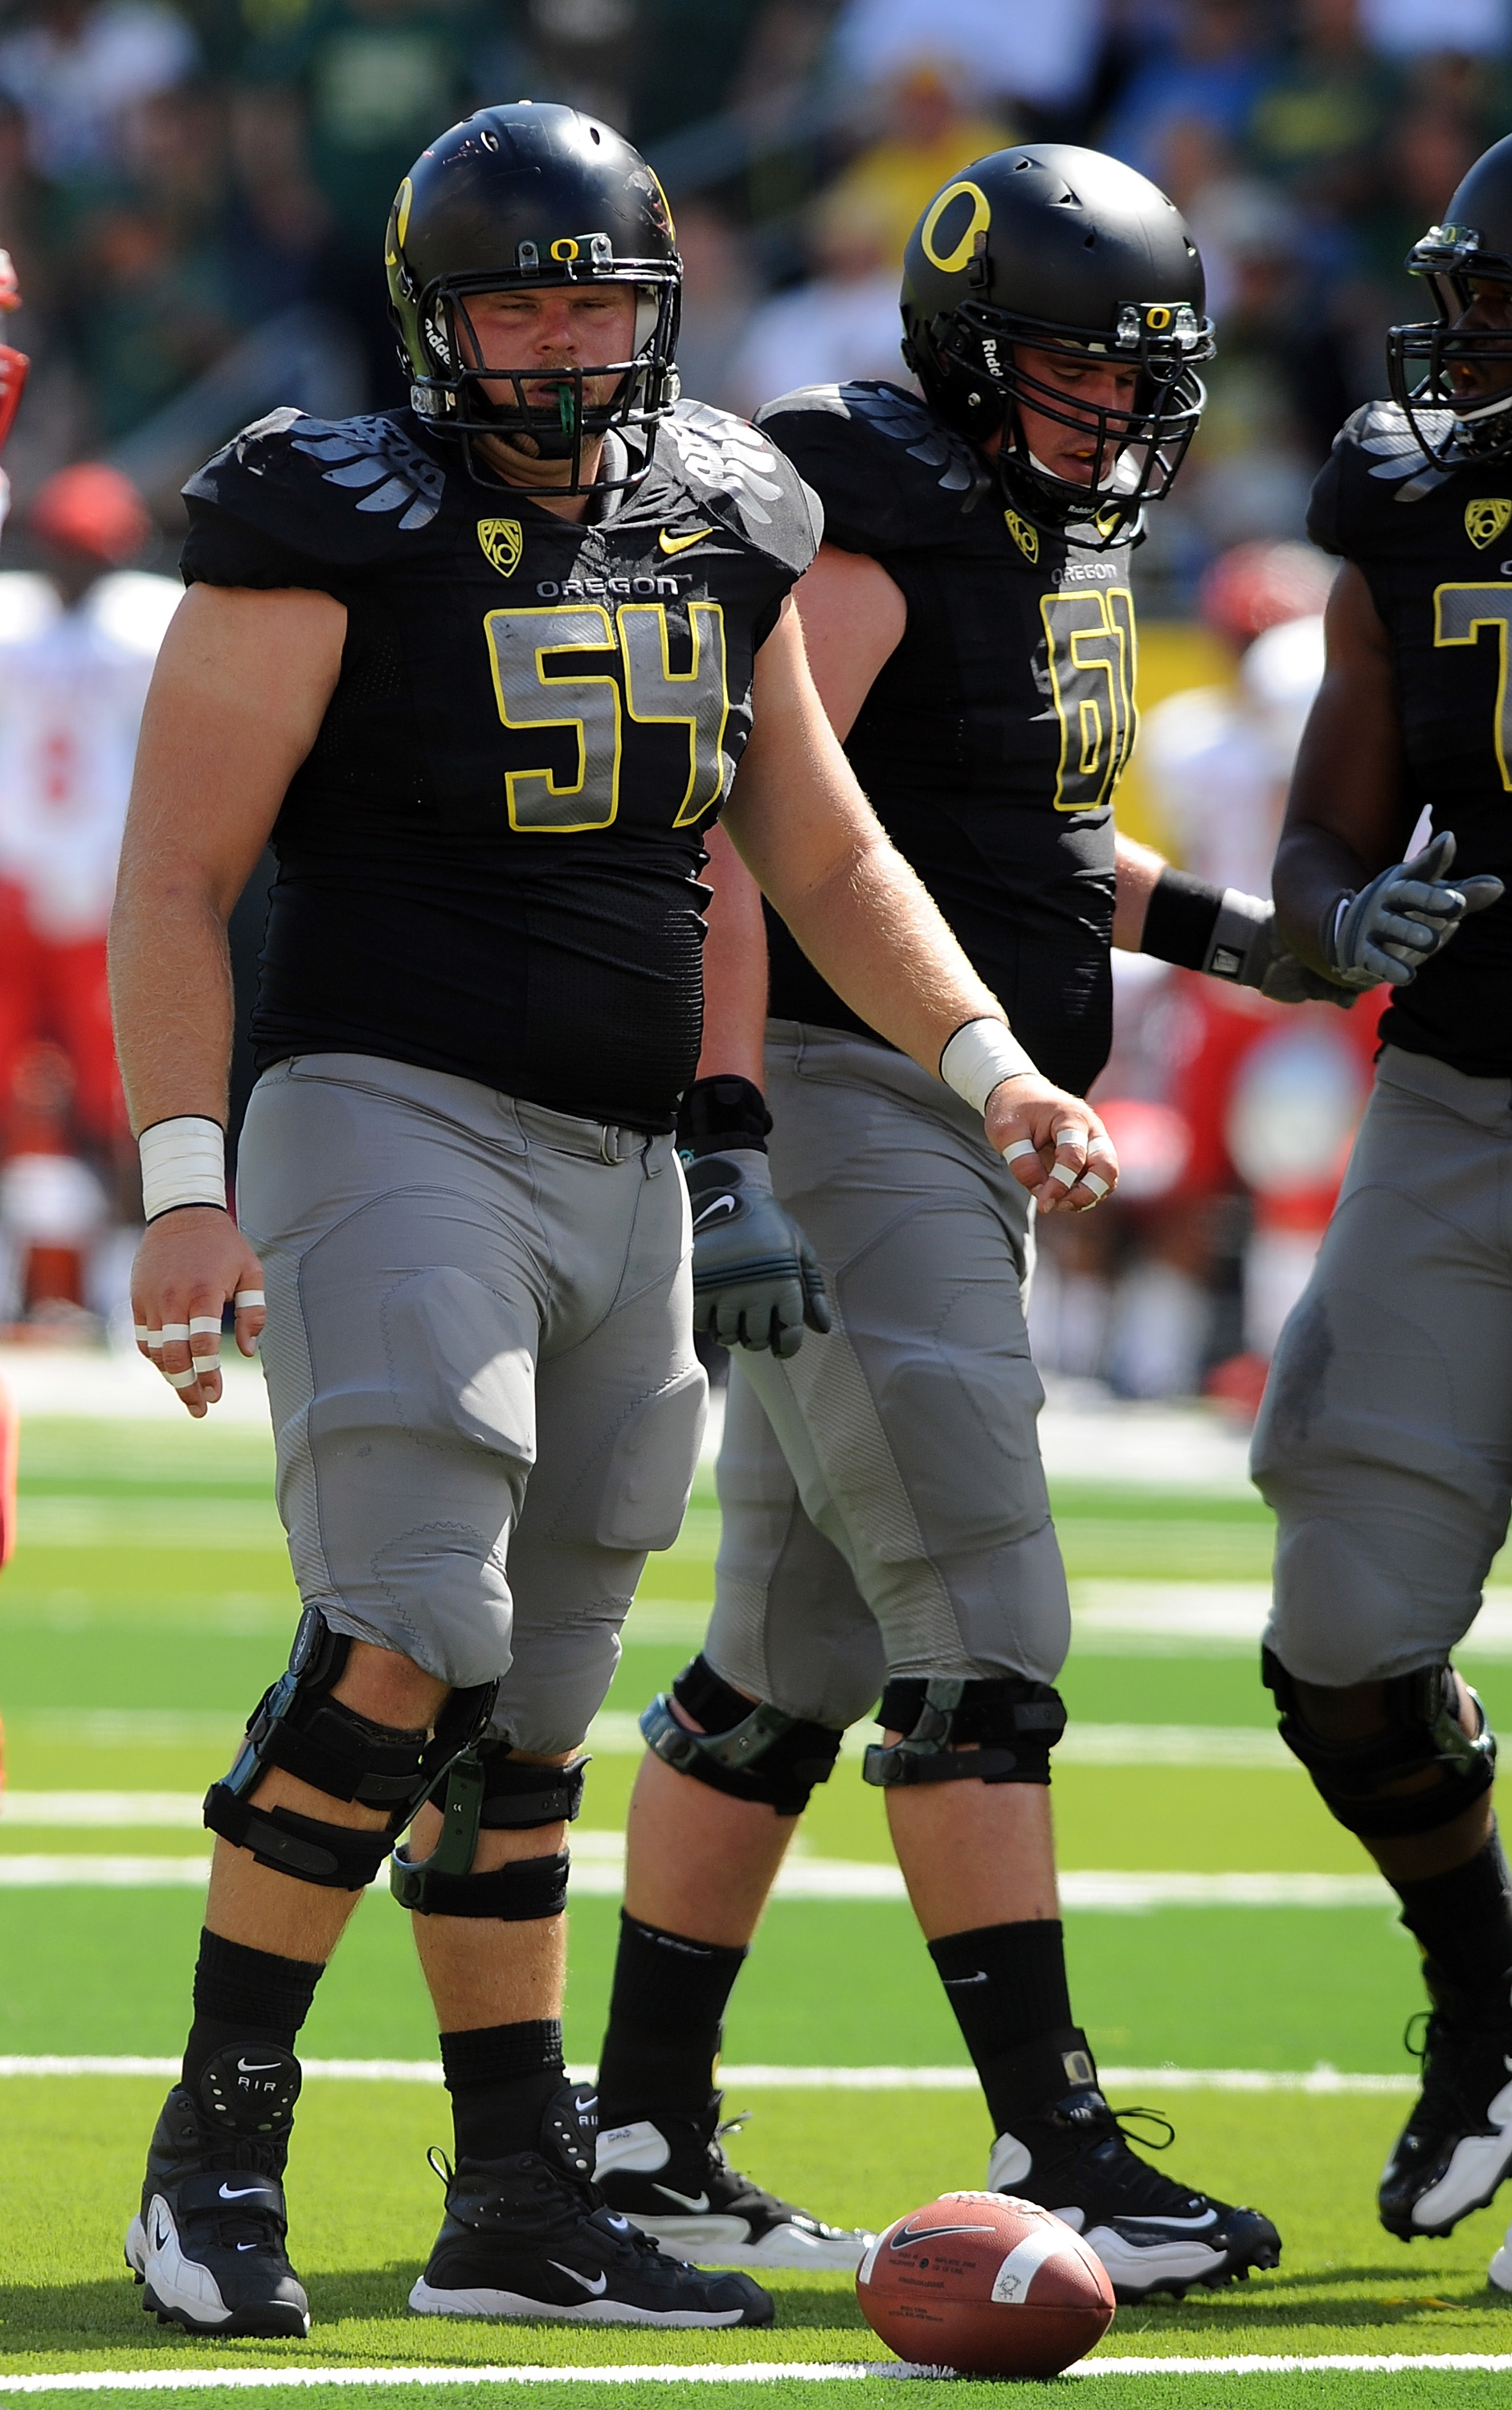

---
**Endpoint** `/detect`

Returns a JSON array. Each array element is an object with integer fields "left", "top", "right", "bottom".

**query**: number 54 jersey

[
  {"left": 1308, "top": 399, "right": 1512, "bottom": 1082},
  {"left": 755, "top": 380, "right": 1133, "bottom": 1099},
  {"left": 181, "top": 402, "right": 820, "bottom": 1130}
]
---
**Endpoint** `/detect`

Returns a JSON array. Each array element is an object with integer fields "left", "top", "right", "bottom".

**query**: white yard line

[
  {"left": 0, "top": 1850, "right": 1393, "bottom": 1907},
  {"left": 0, "top": 2057, "right": 1418, "bottom": 2092},
  {"left": 2, "top": 2353, "right": 1510, "bottom": 2390}
]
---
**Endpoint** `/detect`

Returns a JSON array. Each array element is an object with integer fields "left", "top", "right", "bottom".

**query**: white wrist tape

[
  {"left": 939, "top": 1019, "right": 1040, "bottom": 1113},
  {"left": 138, "top": 1116, "right": 227, "bottom": 1223}
]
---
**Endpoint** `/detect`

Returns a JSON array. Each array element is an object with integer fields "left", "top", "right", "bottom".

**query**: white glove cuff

[
  {"left": 139, "top": 1116, "right": 227, "bottom": 1223},
  {"left": 940, "top": 1018, "right": 1039, "bottom": 1113}
]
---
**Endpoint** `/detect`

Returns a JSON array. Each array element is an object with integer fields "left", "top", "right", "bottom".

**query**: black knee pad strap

[
  {"left": 1263, "top": 1647, "right": 1497, "bottom": 1838},
  {"left": 203, "top": 1791, "right": 394, "bottom": 1890},
  {"left": 388, "top": 1740, "right": 588, "bottom": 1911},
  {"left": 392, "top": 1848, "right": 570, "bottom": 1920},
  {"left": 639, "top": 1654, "right": 843, "bottom": 1815},
  {"left": 206, "top": 1607, "right": 500, "bottom": 1890},
  {"left": 864, "top": 1677, "right": 1068, "bottom": 1787}
]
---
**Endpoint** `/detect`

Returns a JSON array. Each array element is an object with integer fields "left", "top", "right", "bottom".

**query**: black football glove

[
  {"left": 1325, "top": 830, "right": 1503, "bottom": 990},
  {"left": 685, "top": 1148, "right": 832, "bottom": 1359}
]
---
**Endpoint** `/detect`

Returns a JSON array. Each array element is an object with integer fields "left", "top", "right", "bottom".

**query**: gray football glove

[
  {"left": 1326, "top": 831, "right": 1503, "bottom": 990},
  {"left": 1199, "top": 888, "right": 1355, "bottom": 1007},
  {"left": 685, "top": 1148, "right": 832, "bottom": 1360}
]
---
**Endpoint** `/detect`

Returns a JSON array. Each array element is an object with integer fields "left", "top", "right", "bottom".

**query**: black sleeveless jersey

[
  {"left": 1309, "top": 400, "right": 1512, "bottom": 1080},
  {"left": 754, "top": 381, "right": 1130, "bottom": 1097},
  {"left": 181, "top": 402, "right": 819, "bottom": 1129}
]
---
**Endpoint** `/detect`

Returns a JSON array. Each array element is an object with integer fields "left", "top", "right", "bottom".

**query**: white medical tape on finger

[
  {"left": 940, "top": 1018, "right": 1040, "bottom": 1113},
  {"left": 1001, "top": 1139, "right": 1040, "bottom": 1166},
  {"left": 188, "top": 1316, "right": 222, "bottom": 1337},
  {"left": 1081, "top": 1170, "right": 1112, "bottom": 1202},
  {"left": 1048, "top": 1162, "right": 1081, "bottom": 1189},
  {"left": 133, "top": 1325, "right": 152, "bottom": 1345},
  {"left": 138, "top": 1115, "right": 227, "bottom": 1223},
  {"left": 158, "top": 1324, "right": 190, "bottom": 1343},
  {"left": 191, "top": 1356, "right": 222, "bottom": 1375},
  {"left": 234, "top": 1289, "right": 265, "bottom": 1311},
  {"left": 166, "top": 1367, "right": 200, "bottom": 1390}
]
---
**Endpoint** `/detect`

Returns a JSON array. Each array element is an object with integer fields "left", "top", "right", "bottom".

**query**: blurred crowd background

[{"left": 0, "top": 0, "right": 1498, "bottom": 1401}]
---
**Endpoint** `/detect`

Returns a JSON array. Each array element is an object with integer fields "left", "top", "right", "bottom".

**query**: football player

[
  {"left": 594, "top": 147, "right": 1313, "bottom": 2300},
  {"left": 108, "top": 103, "right": 1116, "bottom": 2340},
  {"left": 1250, "top": 131, "right": 1512, "bottom": 2279}
]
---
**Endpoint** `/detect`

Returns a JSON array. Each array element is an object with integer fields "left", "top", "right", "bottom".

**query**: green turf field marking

[
  {"left": 0, "top": 2059, "right": 1419, "bottom": 2091},
  {"left": 6, "top": 2353, "right": 1512, "bottom": 2388}
]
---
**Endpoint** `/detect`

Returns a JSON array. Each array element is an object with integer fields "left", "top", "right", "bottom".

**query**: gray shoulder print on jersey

[
  {"left": 662, "top": 401, "right": 787, "bottom": 527},
  {"left": 287, "top": 415, "right": 444, "bottom": 531},
  {"left": 1358, "top": 400, "right": 1453, "bottom": 503},
  {"left": 844, "top": 383, "right": 985, "bottom": 500}
]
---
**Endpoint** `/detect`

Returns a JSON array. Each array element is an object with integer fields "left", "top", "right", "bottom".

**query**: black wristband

[
  {"left": 676, "top": 1074, "right": 772, "bottom": 1160},
  {"left": 1140, "top": 866, "right": 1225, "bottom": 973}
]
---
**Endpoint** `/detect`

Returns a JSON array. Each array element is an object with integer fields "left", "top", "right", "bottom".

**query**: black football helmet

[
  {"left": 901, "top": 144, "right": 1213, "bottom": 548},
  {"left": 1387, "top": 133, "right": 1512, "bottom": 470},
  {"left": 386, "top": 100, "right": 681, "bottom": 492}
]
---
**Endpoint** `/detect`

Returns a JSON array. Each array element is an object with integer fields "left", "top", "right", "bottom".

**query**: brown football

[{"left": 856, "top": 2191, "right": 1115, "bottom": 2379}]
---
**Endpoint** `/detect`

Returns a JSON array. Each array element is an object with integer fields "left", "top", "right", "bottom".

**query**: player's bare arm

[
  {"left": 722, "top": 596, "right": 1118, "bottom": 1211},
  {"left": 1273, "top": 564, "right": 1502, "bottom": 986},
  {"left": 108, "top": 583, "right": 345, "bottom": 1415}
]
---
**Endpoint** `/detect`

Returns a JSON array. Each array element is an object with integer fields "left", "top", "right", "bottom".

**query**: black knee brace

[
  {"left": 390, "top": 1736, "right": 587, "bottom": 1915},
  {"left": 640, "top": 1654, "right": 843, "bottom": 1815},
  {"left": 204, "top": 1607, "right": 499, "bottom": 1891},
  {"left": 863, "top": 1676, "right": 1068, "bottom": 1787},
  {"left": 1262, "top": 1646, "right": 1497, "bottom": 1839}
]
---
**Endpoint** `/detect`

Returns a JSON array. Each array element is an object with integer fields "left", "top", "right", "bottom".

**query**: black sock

[
  {"left": 440, "top": 2019, "right": 566, "bottom": 2160},
  {"left": 182, "top": 1929, "right": 324, "bottom": 2089},
  {"left": 929, "top": 1920, "right": 1075, "bottom": 2133},
  {"left": 598, "top": 1910, "right": 747, "bottom": 2125},
  {"left": 1395, "top": 1828, "right": 1512, "bottom": 2008}
]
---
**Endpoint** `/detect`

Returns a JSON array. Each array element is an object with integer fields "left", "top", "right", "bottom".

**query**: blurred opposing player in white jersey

[{"left": 0, "top": 464, "right": 177, "bottom": 1146}]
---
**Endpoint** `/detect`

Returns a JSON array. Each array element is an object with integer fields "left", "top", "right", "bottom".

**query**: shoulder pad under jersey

[
  {"left": 656, "top": 399, "right": 821, "bottom": 575},
  {"left": 183, "top": 407, "right": 447, "bottom": 564},
  {"left": 1308, "top": 398, "right": 1458, "bottom": 557},
  {"left": 755, "top": 381, "right": 990, "bottom": 555}
]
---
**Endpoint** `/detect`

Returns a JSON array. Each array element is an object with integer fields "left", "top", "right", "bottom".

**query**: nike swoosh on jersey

[
  {"left": 653, "top": 2183, "right": 713, "bottom": 2212},
  {"left": 692, "top": 1194, "right": 739, "bottom": 1231},
  {"left": 659, "top": 527, "right": 713, "bottom": 554},
  {"left": 548, "top": 2261, "right": 608, "bottom": 2295}
]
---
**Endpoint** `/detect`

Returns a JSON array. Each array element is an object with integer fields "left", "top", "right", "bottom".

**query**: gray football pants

[
  {"left": 236, "top": 1053, "right": 706, "bottom": 1754},
  {"left": 704, "top": 1022, "right": 1071, "bottom": 1729},
  {"left": 1253, "top": 1044, "right": 1512, "bottom": 1688}
]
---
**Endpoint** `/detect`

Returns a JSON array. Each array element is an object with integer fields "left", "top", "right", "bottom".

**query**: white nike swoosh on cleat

[
  {"left": 237, "top": 2059, "right": 282, "bottom": 2073},
  {"left": 547, "top": 2261, "right": 608, "bottom": 2296},
  {"left": 1118, "top": 2211, "right": 1219, "bottom": 2230},
  {"left": 236, "top": 2243, "right": 256, "bottom": 2252},
  {"left": 218, "top": 2184, "right": 264, "bottom": 2200},
  {"left": 653, "top": 2185, "right": 712, "bottom": 2212}
]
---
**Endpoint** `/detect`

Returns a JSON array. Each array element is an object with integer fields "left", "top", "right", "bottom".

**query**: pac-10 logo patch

[
  {"left": 1466, "top": 497, "right": 1512, "bottom": 549},
  {"left": 477, "top": 518, "right": 523, "bottom": 577},
  {"left": 1003, "top": 509, "right": 1039, "bottom": 563}
]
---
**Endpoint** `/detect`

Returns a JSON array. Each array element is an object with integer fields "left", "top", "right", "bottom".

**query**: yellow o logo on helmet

[
  {"left": 551, "top": 237, "right": 581, "bottom": 263},
  {"left": 1145, "top": 304, "right": 1171, "bottom": 330},
  {"left": 920, "top": 181, "right": 991, "bottom": 276}
]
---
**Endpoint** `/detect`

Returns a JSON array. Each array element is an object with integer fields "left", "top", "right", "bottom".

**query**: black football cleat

[
  {"left": 410, "top": 2080, "right": 774, "bottom": 2326},
  {"left": 1379, "top": 1991, "right": 1512, "bottom": 2240},
  {"left": 596, "top": 2096, "right": 872, "bottom": 2269},
  {"left": 984, "top": 2030, "right": 1281, "bottom": 2302},
  {"left": 124, "top": 2045, "right": 310, "bottom": 2338}
]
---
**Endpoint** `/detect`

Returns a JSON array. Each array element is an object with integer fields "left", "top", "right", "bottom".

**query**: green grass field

[{"left": 5, "top": 1405, "right": 1512, "bottom": 2407}]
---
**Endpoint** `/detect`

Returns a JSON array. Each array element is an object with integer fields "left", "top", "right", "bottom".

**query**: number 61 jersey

[
  {"left": 180, "top": 400, "right": 819, "bottom": 1129},
  {"left": 1308, "top": 399, "right": 1512, "bottom": 1081},
  {"left": 755, "top": 380, "right": 1133, "bottom": 1099}
]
